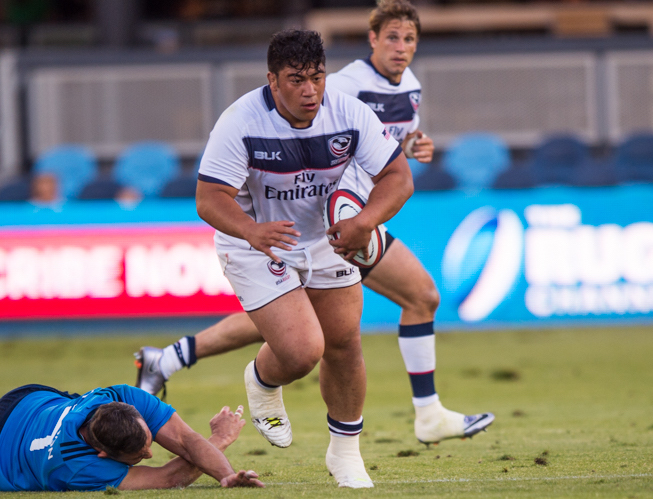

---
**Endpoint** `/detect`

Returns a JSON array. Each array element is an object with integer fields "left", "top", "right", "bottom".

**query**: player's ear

[
  {"left": 368, "top": 30, "right": 377, "bottom": 49},
  {"left": 267, "top": 71, "right": 277, "bottom": 89}
]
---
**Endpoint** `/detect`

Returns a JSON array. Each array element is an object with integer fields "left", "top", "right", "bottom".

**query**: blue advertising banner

[
  {"left": 2, "top": 184, "right": 652, "bottom": 330},
  {"left": 376, "top": 185, "right": 653, "bottom": 331}
]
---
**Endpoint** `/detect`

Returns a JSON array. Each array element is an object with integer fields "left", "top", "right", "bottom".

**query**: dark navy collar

[
  {"left": 364, "top": 55, "right": 401, "bottom": 87},
  {"left": 263, "top": 85, "right": 275, "bottom": 111}
]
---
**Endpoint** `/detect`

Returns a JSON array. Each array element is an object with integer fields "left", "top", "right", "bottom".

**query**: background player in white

[
  {"left": 190, "top": 29, "right": 413, "bottom": 488},
  {"left": 136, "top": 0, "right": 493, "bottom": 446}
]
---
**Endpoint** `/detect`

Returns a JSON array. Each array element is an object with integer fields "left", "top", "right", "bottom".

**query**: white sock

[{"left": 159, "top": 337, "right": 193, "bottom": 379}]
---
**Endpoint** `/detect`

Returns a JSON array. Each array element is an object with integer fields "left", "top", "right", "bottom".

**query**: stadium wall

[
  {"left": 2, "top": 184, "right": 652, "bottom": 331},
  {"left": 4, "top": 36, "right": 653, "bottom": 177}
]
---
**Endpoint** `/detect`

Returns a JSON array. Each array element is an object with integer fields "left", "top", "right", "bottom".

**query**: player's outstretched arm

[
  {"left": 196, "top": 180, "right": 300, "bottom": 263},
  {"left": 119, "top": 408, "right": 264, "bottom": 490}
]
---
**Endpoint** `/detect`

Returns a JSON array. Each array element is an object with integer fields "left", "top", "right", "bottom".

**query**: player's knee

[
  {"left": 404, "top": 281, "right": 440, "bottom": 317},
  {"left": 425, "top": 285, "right": 441, "bottom": 314},
  {"left": 324, "top": 332, "right": 362, "bottom": 360},
  {"left": 285, "top": 355, "right": 321, "bottom": 378},
  {"left": 282, "top": 343, "right": 323, "bottom": 378}
]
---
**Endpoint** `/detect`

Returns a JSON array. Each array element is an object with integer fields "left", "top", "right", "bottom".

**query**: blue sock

[{"left": 398, "top": 322, "right": 437, "bottom": 403}]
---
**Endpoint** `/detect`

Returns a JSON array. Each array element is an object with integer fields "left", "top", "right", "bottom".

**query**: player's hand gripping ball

[{"left": 323, "top": 189, "right": 386, "bottom": 268}]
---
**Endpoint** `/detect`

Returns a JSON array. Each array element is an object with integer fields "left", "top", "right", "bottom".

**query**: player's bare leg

[
  {"left": 244, "top": 287, "right": 325, "bottom": 447},
  {"left": 135, "top": 313, "right": 263, "bottom": 396},
  {"left": 363, "top": 239, "right": 494, "bottom": 444},
  {"left": 307, "top": 284, "right": 373, "bottom": 488},
  {"left": 196, "top": 313, "right": 263, "bottom": 358}
]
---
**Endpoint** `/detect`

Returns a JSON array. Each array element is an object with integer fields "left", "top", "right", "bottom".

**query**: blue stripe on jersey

[
  {"left": 243, "top": 131, "right": 360, "bottom": 174},
  {"left": 356, "top": 89, "right": 419, "bottom": 124},
  {"left": 197, "top": 173, "right": 235, "bottom": 188}
]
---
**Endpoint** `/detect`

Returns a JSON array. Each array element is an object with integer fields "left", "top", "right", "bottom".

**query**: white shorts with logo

[{"left": 216, "top": 236, "right": 361, "bottom": 312}]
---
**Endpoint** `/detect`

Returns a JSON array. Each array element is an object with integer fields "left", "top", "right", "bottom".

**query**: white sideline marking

[{"left": 267, "top": 473, "right": 652, "bottom": 486}]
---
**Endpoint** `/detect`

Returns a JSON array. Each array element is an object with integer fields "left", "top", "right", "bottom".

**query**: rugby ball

[{"left": 323, "top": 189, "right": 386, "bottom": 269}]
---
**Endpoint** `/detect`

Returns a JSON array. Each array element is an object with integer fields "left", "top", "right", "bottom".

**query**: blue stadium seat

[
  {"left": 160, "top": 176, "right": 197, "bottom": 198},
  {"left": 529, "top": 134, "right": 591, "bottom": 186},
  {"left": 113, "top": 141, "right": 181, "bottom": 198},
  {"left": 33, "top": 145, "right": 98, "bottom": 199},
  {"left": 571, "top": 159, "right": 616, "bottom": 187},
  {"left": 613, "top": 133, "right": 653, "bottom": 184},
  {"left": 492, "top": 165, "right": 536, "bottom": 189},
  {"left": 413, "top": 166, "right": 456, "bottom": 191},
  {"left": 442, "top": 133, "right": 510, "bottom": 190},
  {"left": 77, "top": 177, "right": 123, "bottom": 200},
  {"left": 0, "top": 176, "right": 31, "bottom": 202}
]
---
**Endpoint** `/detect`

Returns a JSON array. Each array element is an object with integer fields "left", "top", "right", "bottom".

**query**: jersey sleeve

[
  {"left": 109, "top": 385, "right": 175, "bottom": 439},
  {"left": 350, "top": 99, "right": 402, "bottom": 178},
  {"left": 198, "top": 103, "right": 250, "bottom": 189},
  {"left": 408, "top": 114, "right": 420, "bottom": 135},
  {"left": 326, "top": 72, "right": 359, "bottom": 98}
]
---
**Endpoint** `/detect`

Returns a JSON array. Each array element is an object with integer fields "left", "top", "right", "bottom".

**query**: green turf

[{"left": 1, "top": 326, "right": 652, "bottom": 498}]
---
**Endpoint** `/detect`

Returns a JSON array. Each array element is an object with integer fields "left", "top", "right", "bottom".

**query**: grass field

[{"left": 1, "top": 326, "right": 652, "bottom": 498}]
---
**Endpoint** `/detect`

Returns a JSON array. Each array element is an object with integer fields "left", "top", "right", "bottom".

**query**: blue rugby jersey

[
  {"left": 198, "top": 85, "right": 401, "bottom": 250},
  {"left": 328, "top": 57, "right": 421, "bottom": 199},
  {"left": 0, "top": 385, "right": 175, "bottom": 491}
]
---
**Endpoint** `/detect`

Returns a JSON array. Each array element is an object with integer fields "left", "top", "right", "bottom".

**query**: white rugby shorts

[{"left": 216, "top": 236, "right": 361, "bottom": 311}]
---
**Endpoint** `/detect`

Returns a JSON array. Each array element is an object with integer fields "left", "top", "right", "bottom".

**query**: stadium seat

[
  {"left": 442, "top": 133, "right": 510, "bottom": 190},
  {"left": 571, "top": 159, "right": 617, "bottom": 187},
  {"left": 612, "top": 133, "right": 653, "bottom": 184},
  {"left": 413, "top": 166, "right": 456, "bottom": 191},
  {"left": 77, "top": 177, "right": 123, "bottom": 200},
  {"left": 529, "top": 134, "right": 591, "bottom": 186},
  {"left": 33, "top": 145, "right": 98, "bottom": 199},
  {"left": 0, "top": 176, "right": 31, "bottom": 202},
  {"left": 492, "top": 165, "right": 536, "bottom": 189},
  {"left": 113, "top": 141, "right": 181, "bottom": 198},
  {"left": 160, "top": 176, "right": 197, "bottom": 198}
]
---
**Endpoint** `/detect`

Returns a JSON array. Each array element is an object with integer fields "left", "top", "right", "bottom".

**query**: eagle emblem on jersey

[
  {"left": 409, "top": 92, "right": 421, "bottom": 112},
  {"left": 267, "top": 260, "right": 287, "bottom": 277},
  {"left": 328, "top": 135, "right": 352, "bottom": 159}
]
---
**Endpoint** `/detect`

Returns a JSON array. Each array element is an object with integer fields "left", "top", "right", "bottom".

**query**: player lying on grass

[
  {"left": 0, "top": 383, "right": 263, "bottom": 491},
  {"left": 135, "top": 0, "right": 493, "bottom": 447}
]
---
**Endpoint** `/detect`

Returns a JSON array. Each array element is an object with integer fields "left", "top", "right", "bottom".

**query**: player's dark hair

[
  {"left": 369, "top": 0, "right": 421, "bottom": 37},
  {"left": 267, "top": 29, "right": 325, "bottom": 75},
  {"left": 86, "top": 402, "right": 147, "bottom": 459}
]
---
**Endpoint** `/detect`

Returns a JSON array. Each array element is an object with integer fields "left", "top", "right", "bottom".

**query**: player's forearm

[
  {"left": 180, "top": 432, "right": 236, "bottom": 483},
  {"left": 146, "top": 433, "right": 230, "bottom": 489},
  {"left": 196, "top": 186, "right": 257, "bottom": 241},
  {"left": 364, "top": 155, "right": 414, "bottom": 227}
]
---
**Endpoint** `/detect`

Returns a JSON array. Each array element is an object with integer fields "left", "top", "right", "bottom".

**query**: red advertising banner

[{"left": 0, "top": 225, "right": 242, "bottom": 320}]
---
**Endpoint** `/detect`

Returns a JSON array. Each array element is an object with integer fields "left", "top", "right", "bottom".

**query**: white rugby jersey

[
  {"left": 199, "top": 84, "right": 402, "bottom": 250},
  {"left": 327, "top": 57, "right": 421, "bottom": 198}
]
